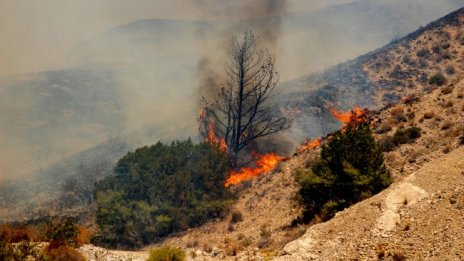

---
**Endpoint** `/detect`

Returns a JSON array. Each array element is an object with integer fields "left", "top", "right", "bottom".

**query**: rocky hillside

[
  {"left": 77, "top": 83, "right": 464, "bottom": 260},
  {"left": 76, "top": 8, "right": 464, "bottom": 260},
  {"left": 279, "top": 146, "right": 464, "bottom": 260},
  {"left": 277, "top": 76, "right": 464, "bottom": 260},
  {"left": 283, "top": 7, "right": 464, "bottom": 141}
]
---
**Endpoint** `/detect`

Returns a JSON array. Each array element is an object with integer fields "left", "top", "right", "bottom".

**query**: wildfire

[
  {"left": 297, "top": 137, "right": 322, "bottom": 153},
  {"left": 330, "top": 107, "right": 366, "bottom": 127},
  {"left": 205, "top": 122, "right": 227, "bottom": 151},
  {"left": 225, "top": 152, "right": 286, "bottom": 187},
  {"left": 200, "top": 109, "right": 228, "bottom": 152}
]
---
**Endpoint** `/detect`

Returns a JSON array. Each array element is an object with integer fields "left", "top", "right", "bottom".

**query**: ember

[{"left": 297, "top": 137, "right": 322, "bottom": 153}]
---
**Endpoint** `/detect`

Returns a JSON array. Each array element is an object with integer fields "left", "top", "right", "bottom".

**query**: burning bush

[
  {"left": 93, "top": 140, "right": 232, "bottom": 249},
  {"left": 296, "top": 121, "right": 392, "bottom": 222}
]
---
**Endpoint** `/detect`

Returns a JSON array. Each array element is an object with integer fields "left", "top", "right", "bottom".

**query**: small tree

[
  {"left": 296, "top": 120, "right": 392, "bottom": 221},
  {"left": 199, "top": 30, "right": 291, "bottom": 162}
]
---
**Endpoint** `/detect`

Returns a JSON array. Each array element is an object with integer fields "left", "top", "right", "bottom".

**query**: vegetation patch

[
  {"left": 0, "top": 218, "right": 86, "bottom": 261},
  {"left": 295, "top": 121, "right": 392, "bottom": 222},
  {"left": 429, "top": 73, "right": 447, "bottom": 86},
  {"left": 147, "top": 246, "right": 186, "bottom": 261},
  {"left": 392, "top": 126, "right": 422, "bottom": 145},
  {"left": 93, "top": 140, "right": 233, "bottom": 249}
]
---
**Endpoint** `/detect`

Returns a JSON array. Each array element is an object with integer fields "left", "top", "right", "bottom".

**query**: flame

[
  {"left": 330, "top": 107, "right": 366, "bottom": 127},
  {"left": 225, "top": 152, "right": 286, "bottom": 187},
  {"left": 200, "top": 109, "right": 227, "bottom": 152},
  {"left": 297, "top": 137, "right": 322, "bottom": 153},
  {"left": 205, "top": 122, "right": 227, "bottom": 151}
]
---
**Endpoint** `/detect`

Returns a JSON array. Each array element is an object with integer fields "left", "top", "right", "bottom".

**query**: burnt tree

[{"left": 199, "top": 30, "right": 290, "bottom": 160}]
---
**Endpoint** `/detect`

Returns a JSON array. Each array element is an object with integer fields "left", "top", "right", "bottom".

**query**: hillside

[
  {"left": 75, "top": 8, "right": 464, "bottom": 260},
  {"left": 2, "top": 3, "right": 464, "bottom": 261},
  {"left": 277, "top": 73, "right": 464, "bottom": 260},
  {"left": 77, "top": 75, "right": 464, "bottom": 260},
  {"left": 279, "top": 146, "right": 464, "bottom": 260},
  {"left": 3, "top": 0, "right": 462, "bottom": 224},
  {"left": 0, "top": 117, "right": 193, "bottom": 224},
  {"left": 281, "top": 6, "right": 464, "bottom": 142}
]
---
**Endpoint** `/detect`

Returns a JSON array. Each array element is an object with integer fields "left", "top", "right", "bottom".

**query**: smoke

[{"left": 195, "top": 0, "right": 289, "bottom": 107}]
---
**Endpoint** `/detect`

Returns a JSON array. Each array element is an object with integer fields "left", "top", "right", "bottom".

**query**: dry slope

[{"left": 278, "top": 146, "right": 464, "bottom": 260}]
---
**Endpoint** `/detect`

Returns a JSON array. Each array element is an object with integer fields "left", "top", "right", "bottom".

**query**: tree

[
  {"left": 296, "top": 120, "right": 392, "bottom": 222},
  {"left": 199, "top": 30, "right": 291, "bottom": 161}
]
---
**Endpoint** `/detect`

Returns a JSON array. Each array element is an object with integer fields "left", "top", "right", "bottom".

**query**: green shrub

[
  {"left": 93, "top": 140, "right": 232, "bottom": 249},
  {"left": 296, "top": 121, "right": 392, "bottom": 222},
  {"left": 392, "top": 126, "right": 421, "bottom": 145},
  {"left": 147, "top": 246, "right": 186, "bottom": 261},
  {"left": 429, "top": 73, "right": 446, "bottom": 86}
]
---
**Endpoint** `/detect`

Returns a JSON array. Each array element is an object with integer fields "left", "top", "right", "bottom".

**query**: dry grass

[{"left": 441, "top": 86, "right": 454, "bottom": 94}]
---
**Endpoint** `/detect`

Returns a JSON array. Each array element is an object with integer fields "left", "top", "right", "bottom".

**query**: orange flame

[
  {"left": 225, "top": 152, "right": 286, "bottom": 187},
  {"left": 297, "top": 137, "right": 322, "bottom": 153},
  {"left": 200, "top": 109, "right": 227, "bottom": 152},
  {"left": 330, "top": 107, "right": 366, "bottom": 127},
  {"left": 205, "top": 122, "right": 227, "bottom": 151}
]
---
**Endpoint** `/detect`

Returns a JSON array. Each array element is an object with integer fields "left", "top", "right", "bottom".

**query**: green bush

[
  {"left": 147, "top": 246, "right": 186, "bottom": 261},
  {"left": 392, "top": 126, "right": 421, "bottom": 145},
  {"left": 93, "top": 140, "right": 232, "bottom": 249},
  {"left": 429, "top": 73, "right": 446, "bottom": 86},
  {"left": 296, "top": 121, "right": 392, "bottom": 222}
]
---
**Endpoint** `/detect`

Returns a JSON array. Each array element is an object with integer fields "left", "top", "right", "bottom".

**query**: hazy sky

[{"left": 0, "top": 0, "right": 356, "bottom": 75}]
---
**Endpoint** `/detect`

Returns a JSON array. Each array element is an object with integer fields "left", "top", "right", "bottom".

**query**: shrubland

[{"left": 92, "top": 139, "right": 233, "bottom": 249}]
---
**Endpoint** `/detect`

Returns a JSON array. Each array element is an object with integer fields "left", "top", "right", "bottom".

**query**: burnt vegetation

[{"left": 0, "top": 217, "right": 87, "bottom": 261}]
